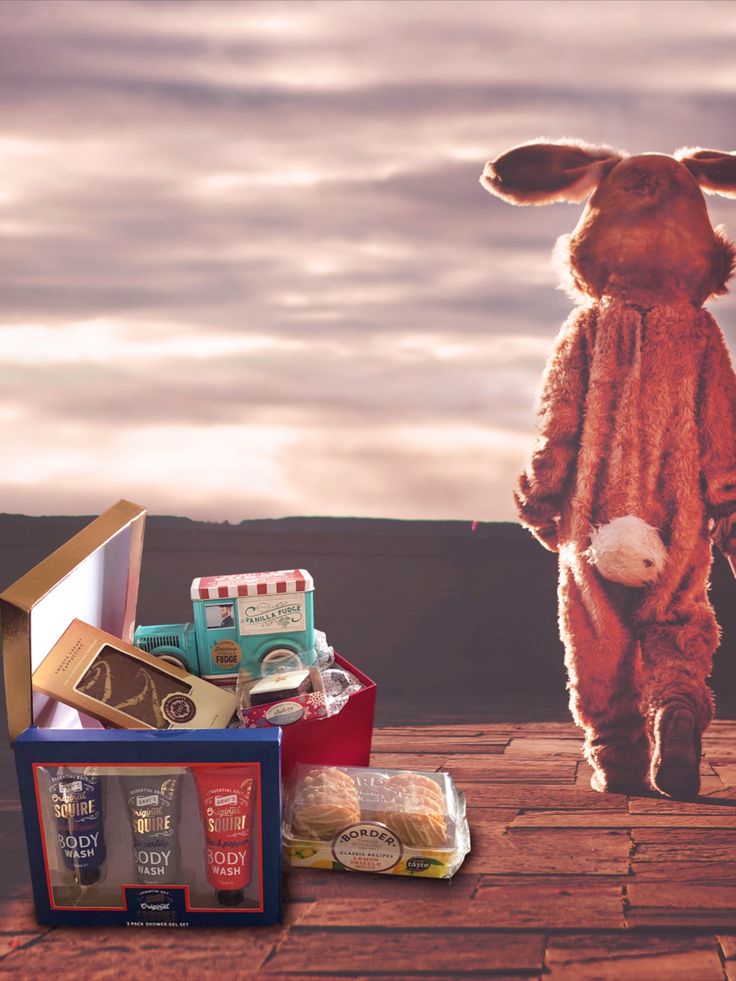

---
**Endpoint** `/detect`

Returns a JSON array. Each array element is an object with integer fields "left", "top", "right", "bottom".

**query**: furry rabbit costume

[{"left": 481, "top": 142, "right": 736, "bottom": 799}]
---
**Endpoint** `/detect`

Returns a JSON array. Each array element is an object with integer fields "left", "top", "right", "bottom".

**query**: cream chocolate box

[{"left": 33, "top": 619, "right": 237, "bottom": 731}]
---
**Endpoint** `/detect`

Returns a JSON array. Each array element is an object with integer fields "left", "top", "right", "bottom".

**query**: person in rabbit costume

[{"left": 481, "top": 141, "right": 736, "bottom": 799}]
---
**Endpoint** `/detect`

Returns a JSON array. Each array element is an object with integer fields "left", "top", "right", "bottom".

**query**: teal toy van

[{"left": 134, "top": 569, "right": 316, "bottom": 688}]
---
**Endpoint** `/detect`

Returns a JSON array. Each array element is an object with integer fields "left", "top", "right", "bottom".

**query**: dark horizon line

[{"left": 0, "top": 511, "right": 522, "bottom": 535}]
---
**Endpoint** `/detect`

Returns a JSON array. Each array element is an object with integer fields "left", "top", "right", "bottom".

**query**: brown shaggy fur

[{"left": 482, "top": 141, "right": 736, "bottom": 797}]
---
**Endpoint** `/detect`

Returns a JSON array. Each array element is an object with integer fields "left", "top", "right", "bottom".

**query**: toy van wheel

[
  {"left": 157, "top": 653, "right": 187, "bottom": 670},
  {"left": 260, "top": 648, "right": 303, "bottom": 674}
]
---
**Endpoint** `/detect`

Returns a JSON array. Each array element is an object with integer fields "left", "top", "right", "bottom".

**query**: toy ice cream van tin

[{"left": 134, "top": 570, "right": 316, "bottom": 688}]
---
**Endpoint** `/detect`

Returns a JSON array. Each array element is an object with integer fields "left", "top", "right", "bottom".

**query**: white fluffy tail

[{"left": 586, "top": 515, "right": 667, "bottom": 587}]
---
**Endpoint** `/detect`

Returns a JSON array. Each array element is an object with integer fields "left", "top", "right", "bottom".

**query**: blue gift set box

[{"left": 1, "top": 501, "right": 282, "bottom": 928}]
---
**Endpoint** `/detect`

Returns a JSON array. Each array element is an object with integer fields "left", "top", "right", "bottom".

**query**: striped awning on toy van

[{"left": 191, "top": 569, "right": 314, "bottom": 600}]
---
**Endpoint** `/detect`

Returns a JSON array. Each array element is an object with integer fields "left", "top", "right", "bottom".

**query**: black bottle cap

[
  {"left": 217, "top": 888, "right": 244, "bottom": 907},
  {"left": 76, "top": 866, "right": 100, "bottom": 886}
]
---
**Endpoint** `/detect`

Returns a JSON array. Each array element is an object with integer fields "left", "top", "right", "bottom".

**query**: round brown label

[
  {"left": 161, "top": 693, "right": 196, "bottom": 724},
  {"left": 332, "top": 822, "right": 403, "bottom": 872},
  {"left": 211, "top": 639, "right": 242, "bottom": 669}
]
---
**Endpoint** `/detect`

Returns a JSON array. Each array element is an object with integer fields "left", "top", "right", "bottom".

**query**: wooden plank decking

[{"left": 2, "top": 722, "right": 736, "bottom": 979}]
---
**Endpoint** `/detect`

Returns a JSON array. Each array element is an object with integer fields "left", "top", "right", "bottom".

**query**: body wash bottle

[
  {"left": 192, "top": 764, "right": 258, "bottom": 907},
  {"left": 47, "top": 767, "right": 106, "bottom": 886},
  {"left": 120, "top": 769, "right": 184, "bottom": 885}
]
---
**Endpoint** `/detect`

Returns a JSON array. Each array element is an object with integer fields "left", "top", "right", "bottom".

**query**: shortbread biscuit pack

[{"left": 283, "top": 764, "right": 470, "bottom": 878}]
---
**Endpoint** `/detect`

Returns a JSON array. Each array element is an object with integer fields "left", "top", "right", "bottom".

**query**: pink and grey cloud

[{"left": 0, "top": 0, "right": 734, "bottom": 520}]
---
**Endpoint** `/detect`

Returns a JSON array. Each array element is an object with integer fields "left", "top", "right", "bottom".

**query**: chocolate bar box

[{"left": 32, "top": 620, "right": 237, "bottom": 730}]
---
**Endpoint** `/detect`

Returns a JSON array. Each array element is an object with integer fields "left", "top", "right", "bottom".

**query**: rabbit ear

[
  {"left": 675, "top": 147, "right": 736, "bottom": 198},
  {"left": 480, "top": 140, "right": 625, "bottom": 205}
]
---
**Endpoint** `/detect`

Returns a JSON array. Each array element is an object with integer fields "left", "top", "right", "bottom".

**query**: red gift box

[{"left": 279, "top": 653, "right": 375, "bottom": 779}]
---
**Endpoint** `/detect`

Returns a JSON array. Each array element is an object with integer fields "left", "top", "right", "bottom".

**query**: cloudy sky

[{"left": 1, "top": 0, "right": 735, "bottom": 521}]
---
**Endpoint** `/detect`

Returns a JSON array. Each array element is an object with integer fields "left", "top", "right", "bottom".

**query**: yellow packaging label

[{"left": 284, "top": 837, "right": 451, "bottom": 878}]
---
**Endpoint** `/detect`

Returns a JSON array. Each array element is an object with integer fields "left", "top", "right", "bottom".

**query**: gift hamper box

[
  {"left": 1, "top": 500, "right": 281, "bottom": 927},
  {"left": 279, "top": 655, "right": 375, "bottom": 779}
]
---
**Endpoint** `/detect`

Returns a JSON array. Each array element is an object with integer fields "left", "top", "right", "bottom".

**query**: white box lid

[{"left": 0, "top": 500, "right": 146, "bottom": 742}]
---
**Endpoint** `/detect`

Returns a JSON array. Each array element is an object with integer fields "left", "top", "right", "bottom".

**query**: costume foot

[
  {"left": 587, "top": 734, "right": 651, "bottom": 795},
  {"left": 589, "top": 768, "right": 649, "bottom": 795},
  {"left": 651, "top": 704, "right": 701, "bottom": 800}
]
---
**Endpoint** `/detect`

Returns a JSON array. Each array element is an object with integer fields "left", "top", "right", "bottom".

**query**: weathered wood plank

[
  {"left": 465, "top": 807, "right": 519, "bottom": 828},
  {"left": 0, "top": 904, "right": 309, "bottom": 975},
  {"left": 370, "top": 735, "right": 508, "bottom": 755},
  {"left": 295, "top": 875, "right": 626, "bottom": 930},
  {"left": 257, "top": 976, "right": 532, "bottom": 981},
  {"left": 504, "top": 737, "right": 584, "bottom": 758},
  {"left": 574, "top": 761, "right": 595, "bottom": 787},
  {"left": 697, "top": 773, "right": 728, "bottom": 795},
  {"left": 257, "top": 973, "right": 536, "bottom": 981},
  {"left": 628, "top": 795, "right": 736, "bottom": 814},
  {"left": 511, "top": 809, "right": 736, "bottom": 829},
  {"left": 632, "top": 827, "right": 736, "bottom": 844},
  {"left": 446, "top": 757, "right": 576, "bottom": 784},
  {"left": 464, "top": 828, "right": 630, "bottom": 876},
  {"left": 0, "top": 926, "right": 282, "bottom": 976},
  {"left": 455, "top": 782, "right": 628, "bottom": 811},
  {"left": 631, "top": 860, "right": 736, "bottom": 882},
  {"left": 284, "top": 869, "right": 479, "bottom": 903},
  {"left": 291, "top": 898, "right": 498, "bottom": 929},
  {"left": 633, "top": 846, "right": 736, "bottom": 867},
  {"left": 510, "top": 722, "right": 581, "bottom": 735},
  {"left": 626, "top": 881, "right": 736, "bottom": 928},
  {"left": 711, "top": 765, "right": 736, "bottom": 787},
  {"left": 262, "top": 930, "right": 546, "bottom": 976},
  {"left": 700, "top": 786, "right": 736, "bottom": 804},
  {"left": 631, "top": 827, "right": 736, "bottom": 866},
  {"left": 369, "top": 753, "right": 448, "bottom": 771},
  {"left": 545, "top": 934, "right": 724, "bottom": 980},
  {"left": 373, "top": 728, "right": 511, "bottom": 743},
  {"left": 474, "top": 875, "right": 625, "bottom": 929},
  {"left": 374, "top": 726, "right": 491, "bottom": 737},
  {"left": 0, "top": 896, "right": 45, "bottom": 938},
  {"left": 0, "top": 895, "right": 53, "bottom": 962},
  {"left": 701, "top": 738, "right": 736, "bottom": 759},
  {"left": 718, "top": 935, "right": 736, "bottom": 981}
]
